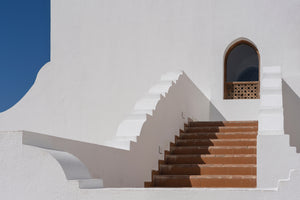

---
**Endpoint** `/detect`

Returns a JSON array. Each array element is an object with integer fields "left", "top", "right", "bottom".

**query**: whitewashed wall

[
  {"left": 0, "top": 0, "right": 300, "bottom": 144},
  {"left": 21, "top": 72, "right": 220, "bottom": 187}
]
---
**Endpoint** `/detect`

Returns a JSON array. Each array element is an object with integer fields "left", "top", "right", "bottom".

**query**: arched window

[{"left": 224, "top": 40, "right": 260, "bottom": 99}]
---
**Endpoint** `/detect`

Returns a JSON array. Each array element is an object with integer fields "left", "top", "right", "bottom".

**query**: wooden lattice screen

[{"left": 224, "top": 81, "right": 259, "bottom": 99}]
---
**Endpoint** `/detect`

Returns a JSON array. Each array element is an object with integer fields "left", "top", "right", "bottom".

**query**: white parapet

[
  {"left": 104, "top": 71, "right": 183, "bottom": 150},
  {"left": 258, "top": 66, "right": 284, "bottom": 135}
]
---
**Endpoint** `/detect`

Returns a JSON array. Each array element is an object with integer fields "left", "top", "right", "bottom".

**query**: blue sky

[{"left": 0, "top": 0, "right": 50, "bottom": 112}]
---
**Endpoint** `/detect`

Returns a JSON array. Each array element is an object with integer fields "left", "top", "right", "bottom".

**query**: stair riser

[
  {"left": 184, "top": 127, "right": 258, "bottom": 133},
  {"left": 188, "top": 121, "right": 258, "bottom": 127},
  {"left": 145, "top": 121, "right": 259, "bottom": 188},
  {"left": 180, "top": 133, "right": 257, "bottom": 139},
  {"left": 170, "top": 147, "right": 256, "bottom": 154},
  {"left": 176, "top": 140, "right": 256, "bottom": 146},
  {"left": 166, "top": 156, "right": 256, "bottom": 164},
  {"left": 160, "top": 166, "right": 256, "bottom": 175},
  {"left": 154, "top": 177, "right": 256, "bottom": 187}
]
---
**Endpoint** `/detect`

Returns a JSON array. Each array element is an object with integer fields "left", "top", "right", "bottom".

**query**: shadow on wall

[
  {"left": 23, "top": 72, "right": 225, "bottom": 187},
  {"left": 209, "top": 103, "right": 226, "bottom": 121},
  {"left": 282, "top": 80, "right": 300, "bottom": 153}
]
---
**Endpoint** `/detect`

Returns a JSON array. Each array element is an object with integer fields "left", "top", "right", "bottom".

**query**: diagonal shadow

[{"left": 282, "top": 79, "right": 300, "bottom": 153}]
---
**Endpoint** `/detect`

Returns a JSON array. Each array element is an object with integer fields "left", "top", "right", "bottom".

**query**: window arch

[{"left": 224, "top": 40, "right": 260, "bottom": 99}]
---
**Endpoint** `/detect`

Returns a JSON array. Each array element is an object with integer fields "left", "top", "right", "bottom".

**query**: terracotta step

[
  {"left": 144, "top": 182, "right": 152, "bottom": 187},
  {"left": 159, "top": 164, "right": 256, "bottom": 175},
  {"left": 145, "top": 121, "right": 258, "bottom": 188},
  {"left": 184, "top": 126, "right": 258, "bottom": 133},
  {"left": 170, "top": 146, "right": 256, "bottom": 154},
  {"left": 166, "top": 154, "right": 256, "bottom": 164},
  {"left": 180, "top": 132, "right": 257, "bottom": 139},
  {"left": 188, "top": 121, "right": 258, "bottom": 127},
  {"left": 153, "top": 175, "right": 256, "bottom": 187},
  {"left": 175, "top": 139, "right": 257, "bottom": 146}
]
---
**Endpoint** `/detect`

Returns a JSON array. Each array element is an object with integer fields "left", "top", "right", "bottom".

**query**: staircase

[{"left": 145, "top": 121, "right": 258, "bottom": 187}]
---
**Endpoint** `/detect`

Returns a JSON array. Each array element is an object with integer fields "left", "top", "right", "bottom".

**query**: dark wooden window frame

[{"left": 224, "top": 40, "right": 260, "bottom": 99}]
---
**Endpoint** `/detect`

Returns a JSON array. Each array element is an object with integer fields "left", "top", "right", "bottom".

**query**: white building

[{"left": 1, "top": 0, "right": 300, "bottom": 199}]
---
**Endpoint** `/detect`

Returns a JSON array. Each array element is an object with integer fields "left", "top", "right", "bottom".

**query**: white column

[{"left": 258, "top": 66, "right": 284, "bottom": 135}]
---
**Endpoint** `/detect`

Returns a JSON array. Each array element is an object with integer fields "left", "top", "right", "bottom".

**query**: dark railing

[{"left": 224, "top": 81, "right": 259, "bottom": 99}]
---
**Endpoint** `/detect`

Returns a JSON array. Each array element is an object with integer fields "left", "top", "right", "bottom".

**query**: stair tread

[
  {"left": 155, "top": 175, "right": 256, "bottom": 179},
  {"left": 182, "top": 132, "right": 257, "bottom": 135},
  {"left": 189, "top": 121, "right": 258, "bottom": 126},
  {"left": 175, "top": 138, "right": 257, "bottom": 147},
  {"left": 146, "top": 120, "right": 258, "bottom": 188},
  {"left": 175, "top": 138, "right": 257, "bottom": 146},
  {"left": 189, "top": 121, "right": 257, "bottom": 123},
  {"left": 171, "top": 146, "right": 256, "bottom": 149},
  {"left": 166, "top": 154, "right": 256, "bottom": 157},
  {"left": 160, "top": 164, "right": 257, "bottom": 167},
  {"left": 181, "top": 133, "right": 258, "bottom": 137},
  {"left": 170, "top": 146, "right": 256, "bottom": 155},
  {"left": 180, "top": 132, "right": 257, "bottom": 139},
  {"left": 186, "top": 126, "right": 257, "bottom": 129},
  {"left": 184, "top": 126, "right": 258, "bottom": 133},
  {"left": 177, "top": 139, "right": 257, "bottom": 141}
]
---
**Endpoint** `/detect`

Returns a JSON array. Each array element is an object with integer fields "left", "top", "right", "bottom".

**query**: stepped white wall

[
  {"left": 20, "top": 72, "right": 222, "bottom": 187},
  {"left": 1, "top": 0, "right": 300, "bottom": 144},
  {"left": 257, "top": 135, "right": 300, "bottom": 188}
]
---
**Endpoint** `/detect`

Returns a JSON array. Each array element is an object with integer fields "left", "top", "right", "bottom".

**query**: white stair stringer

[
  {"left": 277, "top": 169, "right": 300, "bottom": 190},
  {"left": 42, "top": 148, "right": 103, "bottom": 189},
  {"left": 2, "top": 131, "right": 103, "bottom": 190},
  {"left": 257, "top": 131, "right": 300, "bottom": 188},
  {"left": 259, "top": 66, "right": 284, "bottom": 135},
  {"left": 103, "top": 70, "right": 183, "bottom": 150}
]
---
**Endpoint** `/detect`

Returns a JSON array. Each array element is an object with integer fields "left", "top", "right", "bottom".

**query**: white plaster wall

[
  {"left": 1, "top": 0, "right": 300, "bottom": 144},
  {"left": 209, "top": 0, "right": 300, "bottom": 120},
  {"left": 21, "top": 72, "right": 221, "bottom": 187}
]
